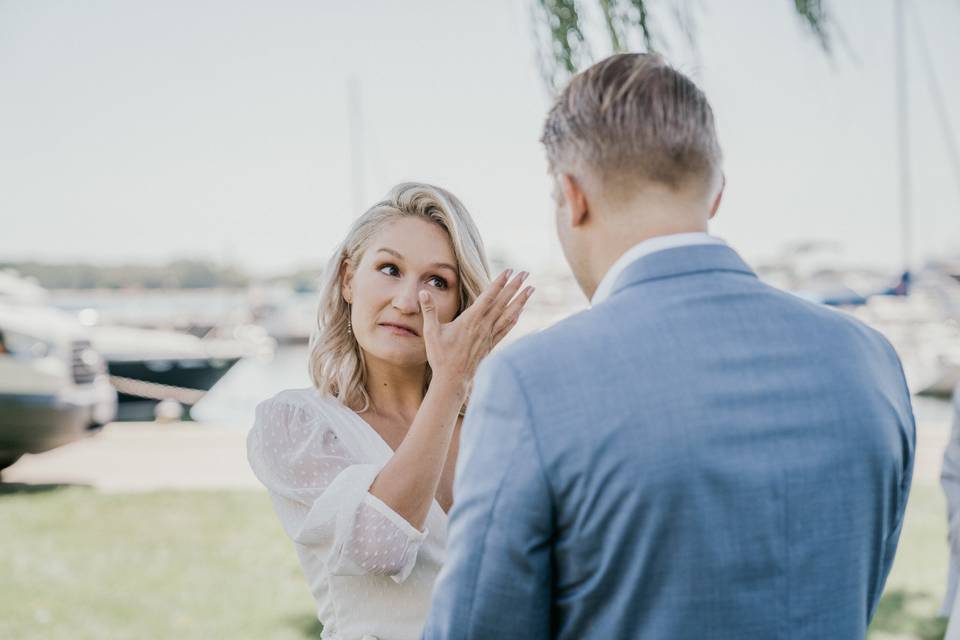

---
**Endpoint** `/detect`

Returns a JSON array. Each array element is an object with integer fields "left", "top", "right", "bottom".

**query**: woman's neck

[{"left": 363, "top": 356, "right": 427, "bottom": 424}]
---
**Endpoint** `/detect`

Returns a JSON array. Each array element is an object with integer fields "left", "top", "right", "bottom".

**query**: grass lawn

[
  {"left": 871, "top": 485, "right": 949, "bottom": 640},
  {"left": 0, "top": 482, "right": 949, "bottom": 639},
  {"left": 0, "top": 485, "right": 319, "bottom": 640}
]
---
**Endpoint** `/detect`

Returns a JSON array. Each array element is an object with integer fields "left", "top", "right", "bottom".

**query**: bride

[{"left": 246, "top": 182, "right": 533, "bottom": 640}]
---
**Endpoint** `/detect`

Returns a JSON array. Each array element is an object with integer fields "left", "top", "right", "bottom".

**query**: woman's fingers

[
  {"left": 488, "top": 271, "right": 529, "bottom": 320},
  {"left": 467, "top": 268, "right": 512, "bottom": 320},
  {"left": 492, "top": 312, "right": 520, "bottom": 346},
  {"left": 419, "top": 290, "right": 439, "bottom": 340},
  {"left": 492, "top": 286, "right": 534, "bottom": 343}
]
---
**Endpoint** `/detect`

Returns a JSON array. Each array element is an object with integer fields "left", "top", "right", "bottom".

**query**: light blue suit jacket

[{"left": 423, "top": 244, "right": 915, "bottom": 639}]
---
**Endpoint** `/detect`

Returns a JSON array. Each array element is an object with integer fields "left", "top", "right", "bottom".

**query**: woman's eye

[
  {"left": 378, "top": 264, "right": 399, "bottom": 276},
  {"left": 428, "top": 276, "right": 448, "bottom": 289}
]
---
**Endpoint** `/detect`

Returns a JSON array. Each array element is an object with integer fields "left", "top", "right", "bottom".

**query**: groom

[{"left": 423, "top": 53, "right": 915, "bottom": 638}]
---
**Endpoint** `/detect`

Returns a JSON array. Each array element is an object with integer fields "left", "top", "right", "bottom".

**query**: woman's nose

[{"left": 392, "top": 282, "right": 421, "bottom": 314}]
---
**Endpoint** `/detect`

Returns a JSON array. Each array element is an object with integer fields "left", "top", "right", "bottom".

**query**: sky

[{"left": 1, "top": 0, "right": 959, "bottom": 278}]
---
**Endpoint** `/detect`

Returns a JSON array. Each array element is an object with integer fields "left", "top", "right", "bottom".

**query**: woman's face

[{"left": 342, "top": 216, "right": 461, "bottom": 368}]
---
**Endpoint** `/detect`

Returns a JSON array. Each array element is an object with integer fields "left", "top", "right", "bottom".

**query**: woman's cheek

[
  {"left": 444, "top": 304, "right": 457, "bottom": 322},
  {"left": 410, "top": 283, "right": 456, "bottom": 321}
]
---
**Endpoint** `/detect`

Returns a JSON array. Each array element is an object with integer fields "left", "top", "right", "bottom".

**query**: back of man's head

[{"left": 541, "top": 53, "right": 722, "bottom": 196}]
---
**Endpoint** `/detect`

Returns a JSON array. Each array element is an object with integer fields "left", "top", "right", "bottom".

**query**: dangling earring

[{"left": 347, "top": 318, "right": 353, "bottom": 336}]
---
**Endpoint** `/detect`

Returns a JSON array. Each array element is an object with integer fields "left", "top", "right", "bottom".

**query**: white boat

[
  {"left": 248, "top": 284, "right": 317, "bottom": 344},
  {"left": 0, "top": 273, "right": 117, "bottom": 471},
  {"left": 846, "top": 272, "right": 960, "bottom": 398},
  {"left": 84, "top": 322, "right": 264, "bottom": 421}
]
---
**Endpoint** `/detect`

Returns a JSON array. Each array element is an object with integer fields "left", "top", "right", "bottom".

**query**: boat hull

[{"left": 106, "top": 356, "right": 241, "bottom": 421}]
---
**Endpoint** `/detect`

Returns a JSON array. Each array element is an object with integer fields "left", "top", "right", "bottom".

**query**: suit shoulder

[
  {"left": 495, "top": 306, "right": 595, "bottom": 359},
  {"left": 760, "top": 283, "right": 903, "bottom": 369},
  {"left": 484, "top": 307, "right": 605, "bottom": 387},
  {"left": 788, "top": 289, "right": 897, "bottom": 350}
]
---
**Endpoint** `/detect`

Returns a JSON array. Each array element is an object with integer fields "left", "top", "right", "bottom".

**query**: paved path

[
  {"left": 0, "top": 416, "right": 950, "bottom": 493},
  {"left": 1, "top": 421, "right": 260, "bottom": 493}
]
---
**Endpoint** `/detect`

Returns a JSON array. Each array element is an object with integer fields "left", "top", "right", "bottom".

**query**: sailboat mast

[
  {"left": 895, "top": 0, "right": 912, "bottom": 273},
  {"left": 347, "top": 77, "right": 366, "bottom": 215}
]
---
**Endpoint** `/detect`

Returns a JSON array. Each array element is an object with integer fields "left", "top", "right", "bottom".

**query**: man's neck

[{"left": 589, "top": 223, "right": 709, "bottom": 291}]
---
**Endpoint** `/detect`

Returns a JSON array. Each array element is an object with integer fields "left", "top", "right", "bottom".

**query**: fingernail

[
  {"left": 520, "top": 271, "right": 529, "bottom": 282},
  {"left": 504, "top": 269, "right": 513, "bottom": 279}
]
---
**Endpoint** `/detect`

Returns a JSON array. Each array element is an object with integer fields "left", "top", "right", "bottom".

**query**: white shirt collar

[{"left": 590, "top": 232, "right": 726, "bottom": 306}]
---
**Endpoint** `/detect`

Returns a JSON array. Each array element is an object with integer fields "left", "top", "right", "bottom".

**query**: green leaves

[
  {"left": 793, "top": 0, "right": 833, "bottom": 54},
  {"left": 532, "top": 0, "right": 832, "bottom": 92},
  {"left": 532, "top": 0, "right": 590, "bottom": 92}
]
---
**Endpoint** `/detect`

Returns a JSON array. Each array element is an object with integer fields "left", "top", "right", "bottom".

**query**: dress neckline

[{"left": 308, "top": 387, "right": 450, "bottom": 519}]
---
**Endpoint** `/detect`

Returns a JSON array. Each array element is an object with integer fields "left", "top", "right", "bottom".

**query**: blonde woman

[{"left": 246, "top": 182, "right": 533, "bottom": 640}]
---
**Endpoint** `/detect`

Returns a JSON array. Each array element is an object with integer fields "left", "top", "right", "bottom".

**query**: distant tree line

[{"left": 0, "top": 259, "right": 321, "bottom": 291}]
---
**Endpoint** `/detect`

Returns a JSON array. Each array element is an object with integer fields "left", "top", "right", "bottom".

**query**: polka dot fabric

[{"left": 246, "top": 388, "right": 447, "bottom": 640}]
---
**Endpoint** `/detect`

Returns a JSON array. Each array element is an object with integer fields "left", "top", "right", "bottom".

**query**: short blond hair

[
  {"left": 308, "top": 182, "right": 491, "bottom": 413},
  {"left": 541, "top": 53, "right": 722, "bottom": 191}
]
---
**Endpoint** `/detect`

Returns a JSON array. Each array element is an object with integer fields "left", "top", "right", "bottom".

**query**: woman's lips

[{"left": 379, "top": 323, "right": 418, "bottom": 337}]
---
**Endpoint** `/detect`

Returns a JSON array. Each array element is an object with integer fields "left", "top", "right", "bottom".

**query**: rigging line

[
  {"left": 347, "top": 77, "right": 366, "bottom": 214},
  {"left": 895, "top": 0, "right": 911, "bottom": 271},
  {"left": 907, "top": 0, "right": 960, "bottom": 206}
]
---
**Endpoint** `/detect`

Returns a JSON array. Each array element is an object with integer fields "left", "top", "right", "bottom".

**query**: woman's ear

[{"left": 340, "top": 258, "right": 354, "bottom": 304}]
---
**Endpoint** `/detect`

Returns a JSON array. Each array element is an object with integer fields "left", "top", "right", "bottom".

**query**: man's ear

[
  {"left": 708, "top": 173, "right": 725, "bottom": 220},
  {"left": 559, "top": 173, "right": 589, "bottom": 228},
  {"left": 340, "top": 258, "right": 354, "bottom": 304}
]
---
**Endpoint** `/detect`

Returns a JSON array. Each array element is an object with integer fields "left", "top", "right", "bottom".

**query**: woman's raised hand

[{"left": 418, "top": 269, "right": 534, "bottom": 388}]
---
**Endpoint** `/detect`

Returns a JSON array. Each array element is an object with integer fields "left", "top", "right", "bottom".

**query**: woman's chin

[{"left": 365, "top": 341, "right": 427, "bottom": 368}]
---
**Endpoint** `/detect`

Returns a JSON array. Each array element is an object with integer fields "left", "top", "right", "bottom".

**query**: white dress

[{"left": 246, "top": 387, "right": 448, "bottom": 640}]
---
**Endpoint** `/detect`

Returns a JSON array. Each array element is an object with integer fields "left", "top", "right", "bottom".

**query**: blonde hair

[
  {"left": 541, "top": 53, "right": 722, "bottom": 191},
  {"left": 308, "top": 182, "right": 492, "bottom": 413}
]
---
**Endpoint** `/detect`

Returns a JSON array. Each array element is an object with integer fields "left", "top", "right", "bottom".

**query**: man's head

[{"left": 541, "top": 53, "right": 725, "bottom": 298}]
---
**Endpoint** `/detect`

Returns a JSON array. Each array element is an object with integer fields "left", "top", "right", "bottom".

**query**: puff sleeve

[{"left": 246, "top": 396, "right": 428, "bottom": 583}]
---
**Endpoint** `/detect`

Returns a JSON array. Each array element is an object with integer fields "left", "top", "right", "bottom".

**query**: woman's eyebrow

[{"left": 375, "top": 247, "right": 457, "bottom": 274}]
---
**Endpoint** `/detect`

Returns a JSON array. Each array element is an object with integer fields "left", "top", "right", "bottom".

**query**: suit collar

[
  {"left": 606, "top": 244, "right": 757, "bottom": 301},
  {"left": 590, "top": 232, "right": 724, "bottom": 305}
]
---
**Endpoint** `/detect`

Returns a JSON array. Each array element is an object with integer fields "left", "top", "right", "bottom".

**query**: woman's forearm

[{"left": 367, "top": 376, "right": 465, "bottom": 530}]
